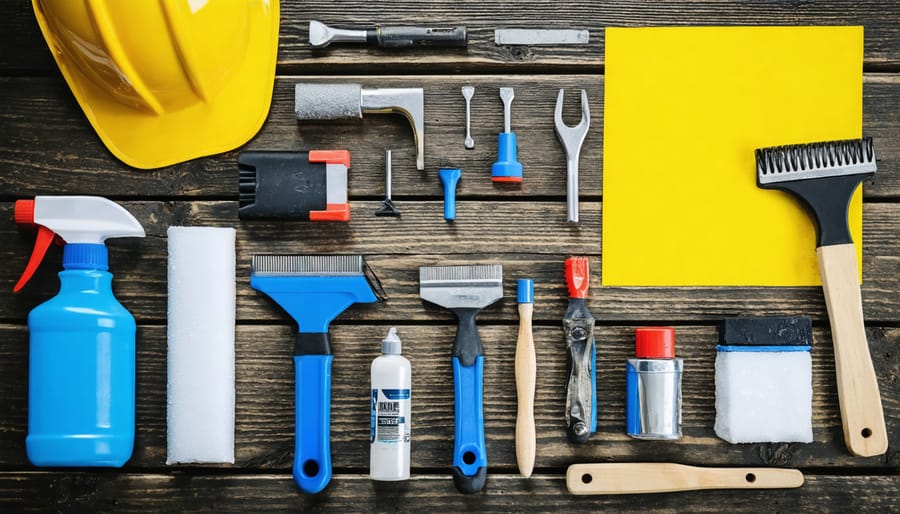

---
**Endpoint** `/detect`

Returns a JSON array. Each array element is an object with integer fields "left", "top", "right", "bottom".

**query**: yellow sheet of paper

[{"left": 602, "top": 26, "right": 864, "bottom": 286}]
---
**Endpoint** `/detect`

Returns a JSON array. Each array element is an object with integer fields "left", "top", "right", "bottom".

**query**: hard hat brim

[{"left": 33, "top": 1, "right": 280, "bottom": 170}]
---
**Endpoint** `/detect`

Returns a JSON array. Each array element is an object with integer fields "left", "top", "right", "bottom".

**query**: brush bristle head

[
  {"left": 419, "top": 264, "right": 503, "bottom": 310},
  {"left": 251, "top": 255, "right": 365, "bottom": 276},
  {"left": 756, "top": 137, "right": 876, "bottom": 185}
]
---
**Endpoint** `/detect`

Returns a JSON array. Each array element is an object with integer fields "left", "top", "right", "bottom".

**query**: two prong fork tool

[
  {"left": 554, "top": 89, "right": 590, "bottom": 223},
  {"left": 756, "top": 137, "right": 887, "bottom": 457}
]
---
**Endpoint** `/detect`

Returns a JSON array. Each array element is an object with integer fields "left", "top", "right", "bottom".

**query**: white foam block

[
  {"left": 166, "top": 227, "right": 236, "bottom": 464},
  {"left": 714, "top": 350, "right": 813, "bottom": 444}
]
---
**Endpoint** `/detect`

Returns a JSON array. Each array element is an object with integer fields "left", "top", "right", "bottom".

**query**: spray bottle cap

[
  {"left": 382, "top": 327, "right": 402, "bottom": 355},
  {"left": 13, "top": 196, "right": 145, "bottom": 292}
]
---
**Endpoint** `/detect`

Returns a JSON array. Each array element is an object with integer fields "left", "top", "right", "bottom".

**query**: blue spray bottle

[{"left": 14, "top": 196, "right": 145, "bottom": 467}]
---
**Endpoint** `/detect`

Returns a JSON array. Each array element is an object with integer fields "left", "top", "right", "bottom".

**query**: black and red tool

[{"left": 239, "top": 150, "right": 351, "bottom": 221}]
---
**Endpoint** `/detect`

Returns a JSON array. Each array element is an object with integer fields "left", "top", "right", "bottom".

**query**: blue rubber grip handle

[
  {"left": 452, "top": 355, "right": 487, "bottom": 493},
  {"left": 438, "top": 168, "right": 461, "bottom": 221},
  {"left": 293, "top": 354, "right": 332, "bottom": 494}
]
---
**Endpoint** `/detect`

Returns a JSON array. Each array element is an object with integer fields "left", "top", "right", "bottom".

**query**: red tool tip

[{"left": 565, "top": 257, "right": 590, "bottom": 298}]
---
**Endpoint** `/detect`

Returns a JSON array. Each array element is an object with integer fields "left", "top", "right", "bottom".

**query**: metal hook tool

[{"left": 554, "top": 89, "right": 590, "bottom": 223}]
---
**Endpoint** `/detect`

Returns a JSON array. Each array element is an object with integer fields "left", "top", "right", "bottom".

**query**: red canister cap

[{"left": 635, "top": 327, "right": 675, "bottom": 359}]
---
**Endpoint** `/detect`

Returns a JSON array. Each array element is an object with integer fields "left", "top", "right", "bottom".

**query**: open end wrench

[{"left": 554, "top": 89, "right": 590, "bottom": 223}]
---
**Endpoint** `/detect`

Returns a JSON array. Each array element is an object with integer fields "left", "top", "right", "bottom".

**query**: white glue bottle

[{"left": 370, "top": 327, "right": 411, "bottom": 481}]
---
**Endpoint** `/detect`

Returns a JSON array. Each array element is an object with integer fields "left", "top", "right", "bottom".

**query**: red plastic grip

[
  {"left": 308, "top": 150, "right": 350, "bottom": 168},
  {"left": 14, "top": 225, "right": 55, "bottom": 293},
  {"left": 565, "top": 257, "right": 590, "bottom": 299}
]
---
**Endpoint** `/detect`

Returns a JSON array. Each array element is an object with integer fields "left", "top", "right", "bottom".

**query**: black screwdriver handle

[{"left": 369, "top": 26, "right": 467, "bottom": 48}]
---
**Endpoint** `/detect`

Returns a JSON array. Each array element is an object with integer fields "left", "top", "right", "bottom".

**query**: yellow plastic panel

[{"left": 602, "top": 26, "right": 864, "bottom": 286}]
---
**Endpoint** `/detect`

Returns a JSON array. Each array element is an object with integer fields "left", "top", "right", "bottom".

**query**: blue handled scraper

[
  {"left": 251, "top": 255, "right": 384, "bottom": 493},
  {"left": 419, "top": 264, "right": 503, "bottom": 493}
]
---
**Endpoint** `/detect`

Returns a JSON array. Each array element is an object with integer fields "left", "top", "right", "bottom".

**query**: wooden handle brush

[
  {"left": 515, "top": 279, "right": 536, "bottom": 478},
  {"left": 756, "top": 137, "right": 887, "bottom": 457}
]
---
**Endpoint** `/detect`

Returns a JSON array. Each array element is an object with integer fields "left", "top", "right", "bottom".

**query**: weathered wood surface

[
  {"left": 4, "top": 1, "right": 900, "bottom": 72},
  {"left": 1, "top": 324, "right": 897, "bottom": 470},
  {"left": 0, "top": 473, "right": 898, "bottom": 513},
  {"left": 2, "top": 75, "right": 899, "bottom": 199},
  {"left": 1, "top": 201, "right": 898, "bottom": 324},
  {"left": 1, "top": 1, "right": 897, "bottom": 512}
]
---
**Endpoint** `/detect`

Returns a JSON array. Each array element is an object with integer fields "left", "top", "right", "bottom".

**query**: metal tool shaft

[
  {"left": 375, "top": 149, "right": 400, "bottom": 217},
  {"left": 462, "top": 86, "right": 475, "bottom": 149},
  {"left": 500, "top": 88, "right": 514, "bottom": 133},
  {"left": 554, "top": 89, "right": 590, "bottom": 223}
]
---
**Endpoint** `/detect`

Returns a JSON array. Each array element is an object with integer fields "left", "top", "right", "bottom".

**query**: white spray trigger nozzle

[{"left": 14, "top": 196, "right": 145, "bottom": 292}]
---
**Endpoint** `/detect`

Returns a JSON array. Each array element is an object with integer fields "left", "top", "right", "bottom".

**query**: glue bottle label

[{"left": 371, "top": 388, "right": 410, "bottom": 444}]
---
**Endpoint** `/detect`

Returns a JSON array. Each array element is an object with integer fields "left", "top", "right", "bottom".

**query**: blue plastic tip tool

[
  {"left": 438, "top": 167, "right": 462, "bottom": 221},
  {"left": 491, "top": 87, "right": 523, "bottom": 183}
]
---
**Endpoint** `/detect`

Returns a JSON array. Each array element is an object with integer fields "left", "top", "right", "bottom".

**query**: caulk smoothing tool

[
  {"left": 567, "top": 463, "right": 804, "bottom": 495},
  {"left": 14, "top": 196, "right": 145, "bottom": 467},
  {"left": 295, "top": 83, "right": 425, "bottom": 170},
  {"left": 563, "top": 257, "right": 596, "bottom": 443},
  {"left": 419, "top": 264, "right": 503, "bottom": 494},
  {"left": 251, "top": 255, "right": 385, "bottom": 493},
  {"left": 756, "top": 137, "right": 886, "bottom": 457},
  {"left": 515, "top": 279, "right": 536, "bottom": 478}
]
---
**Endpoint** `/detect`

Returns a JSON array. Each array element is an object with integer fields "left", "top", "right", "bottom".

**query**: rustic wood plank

[
  {"left": 1, "top": 75, "right": 898, "bottom": 198},
  {"left": 4, "top": 1, "right": 900, "bottom": 72},
  {"left": 0, "top": 472, "right": 897, "bottom": 513},
  {"left": 1, "top": 201, "right": 897, "bottom": 324},
  {"left": 1, "top": 324, "right": 896, "bottom": 470}
]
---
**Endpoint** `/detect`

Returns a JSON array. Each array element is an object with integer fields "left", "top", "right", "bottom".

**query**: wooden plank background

[{"left": 0, "top": 0, "right": 897, "bottom": 512}]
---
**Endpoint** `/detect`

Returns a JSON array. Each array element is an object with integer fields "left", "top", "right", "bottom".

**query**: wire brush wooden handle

[{"left": 817, "top": 243, "right": 887, "bottom": 457}]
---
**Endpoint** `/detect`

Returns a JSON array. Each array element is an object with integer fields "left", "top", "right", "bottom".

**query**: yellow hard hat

[{"left": 32, "top": 0, "right": 280, "bottom": 169}]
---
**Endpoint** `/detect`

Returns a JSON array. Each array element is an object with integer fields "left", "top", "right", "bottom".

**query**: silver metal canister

[{"left": 625, "top": 327, "right": 683, "bottom": 440}]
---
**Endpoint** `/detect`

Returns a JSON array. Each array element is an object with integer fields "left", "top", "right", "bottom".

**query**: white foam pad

[
  {"left": 166, "top": 227, "right": 236, "bottom": 464},
  {"left": 714, "top": 350, "right": 813, "bottom": 444}
]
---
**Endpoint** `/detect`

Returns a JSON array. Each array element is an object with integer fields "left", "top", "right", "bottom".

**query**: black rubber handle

[
  {"left": 371, "top": 26, "right": 467, "bottom": 48},
  {"left": 451, "top": 308, "right": 483, "bottom": 366}
]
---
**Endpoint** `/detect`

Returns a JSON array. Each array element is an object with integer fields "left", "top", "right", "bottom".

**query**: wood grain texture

[
  {"left": 515, "top": 302, "right": 537, "bottom": 478},
  {"left": 0, "top": 472, "right": 896, "bottom": 513},
  {"left": 2, "top": 1, "right": 897, "bottom": 510},
  {"left": 1, "top": 75, "right": 898, "bottom": 198},
  {"left": 566, "top": 463, "right": 804, "bottom": 494},
  {"left": 817, "top": 243, "right": 888, "bottom": 457},
  {"left": 4, "top": 1, "right": 900, "bottom": 72},
  {"left": 1, "top": 324, "right": 896, "bottom": 470},
  {"left": 1, "top": 201, "right": 897, "bottom": 324}
]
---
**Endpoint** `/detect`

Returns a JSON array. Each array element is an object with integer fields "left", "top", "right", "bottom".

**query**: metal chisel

[{"left": 310, "top": 20, "right": 467, "bottom": 49}]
